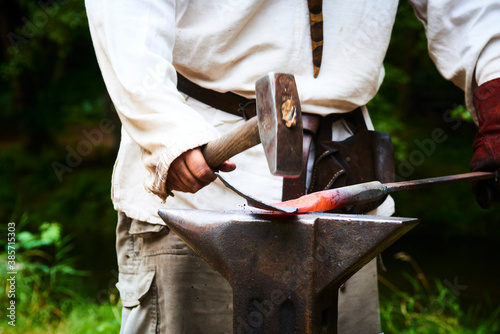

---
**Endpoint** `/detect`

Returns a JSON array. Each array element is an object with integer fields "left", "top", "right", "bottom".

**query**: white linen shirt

[{"left": 86, "top": 0, "right": 500, "bottom": 225}]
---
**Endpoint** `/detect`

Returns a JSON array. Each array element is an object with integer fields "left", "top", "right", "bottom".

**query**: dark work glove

[{"left": 470, "top": 78, "right": 500, "bottom": 209}]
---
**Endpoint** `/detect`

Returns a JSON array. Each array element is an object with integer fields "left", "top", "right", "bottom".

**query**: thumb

[{"left": 217, "top": 160, "right": 236, "bottom": 172}]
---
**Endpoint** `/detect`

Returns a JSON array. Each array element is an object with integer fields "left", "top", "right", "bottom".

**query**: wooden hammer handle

[{"left": 202, "top": 117, "right": 260, "bottom": 168}]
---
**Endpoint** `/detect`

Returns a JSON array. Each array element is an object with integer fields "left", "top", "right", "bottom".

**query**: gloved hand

[{"left": 470, "top": 78, "right": 500, "bottom": 209}]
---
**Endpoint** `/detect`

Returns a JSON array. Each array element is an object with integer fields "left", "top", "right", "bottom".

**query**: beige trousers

[{"left": 115, "top": 212, "right": 381, "bottom": 334}]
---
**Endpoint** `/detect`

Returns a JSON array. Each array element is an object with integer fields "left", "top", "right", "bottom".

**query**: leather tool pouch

[{"left": 308, "top": 110, "right": 395, "bottom": 214}]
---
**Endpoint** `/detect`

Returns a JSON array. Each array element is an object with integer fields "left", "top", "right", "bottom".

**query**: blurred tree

[
  {"left": 0, "top": 0, "right": 105, "bottom": 152},
  {"left": 0, "top": 1, "right": 118, "bottom": 297},
  {"left": 368, "top": 2, "right": 500, "bottom": 241}
]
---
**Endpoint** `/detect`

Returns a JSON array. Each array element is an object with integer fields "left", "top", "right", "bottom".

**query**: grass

[
  {"left": 0, "top": 219, "right": 120, "bottom": 334},
  {"left": 3, "top": 277, "right": 498, "bottom": 334},
  {"left": 0, "top": 303, "right": 121, "bottom": 334},
  {"left": 2, "top": 249, "right": 499, "bottom": 333},
  {"left": 2, "top": 213, "right": 498, "bottom": 333},
  {"left": 2, "top": 219, "right": 499, "bottom": 333},
  {"left": 379, "top": 252, "right": 500, "bottom": 333}
]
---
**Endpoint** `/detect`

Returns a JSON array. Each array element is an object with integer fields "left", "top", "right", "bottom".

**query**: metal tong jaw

[{"left": 216, "top": 173, "right": 297, "bottom": 214}]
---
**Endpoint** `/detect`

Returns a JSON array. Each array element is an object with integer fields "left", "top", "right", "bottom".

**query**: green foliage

[
  {"left": 58, "top": 303, "right": 122, "bottom": 334},
  {"left": 0, "top": 216, "right": 119, "bottom": 333},
  {"left": 0, "top": 218, "right": 88, "bottom": 328},
  {"left": 450, "top": 105, "right": 473, "bottom": 123},
  {"left": 4, "top": 0, "right": 89, "bottom": 73},
  {"left": 379, "top": 253, "right": 500, "bottom": 333},
  {"left": 0, "top": 302, "right": 122, "bottom": 334},
  {"left": 0, "top": 139, "right": 118, "bottom": 280},
  {"left": 1, "top": 0, "right": 105, "bottom": 149},
  {"left": 369, "top": 1, "right": 500, "bottom": 239}
]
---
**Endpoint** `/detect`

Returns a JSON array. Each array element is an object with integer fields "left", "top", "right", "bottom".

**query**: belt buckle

[{"left": 237, "top": 100, "right": 256, "bottom": 120}]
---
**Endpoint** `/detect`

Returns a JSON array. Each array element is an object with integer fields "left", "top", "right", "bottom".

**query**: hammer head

[{"left": 256, "top": 73, "right": 303, "bottom": 177}]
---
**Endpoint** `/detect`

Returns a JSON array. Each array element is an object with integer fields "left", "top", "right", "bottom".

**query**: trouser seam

[{"left": 150, "top": 276, "right": 159, "bottom": 334}]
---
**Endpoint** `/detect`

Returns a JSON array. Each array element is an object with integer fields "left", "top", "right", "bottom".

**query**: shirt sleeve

[
  {"left": 85, "top": 0, "right": 220, "bottom": 200},
  {"left": 408, "top": 0, "right": 500, "bottom": 123}
]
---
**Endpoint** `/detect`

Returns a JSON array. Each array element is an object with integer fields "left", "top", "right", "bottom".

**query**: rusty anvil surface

[{"left": 158, "top": 209, "right": 418, "bottom": 334}]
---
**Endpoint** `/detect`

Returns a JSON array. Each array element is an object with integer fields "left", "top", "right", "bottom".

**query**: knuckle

[
  {"left": 194, "top": 166, "right": 216, "bottom": 182},
  {"left": 183, "top": 177, "right": 205, "bottom": 193}
]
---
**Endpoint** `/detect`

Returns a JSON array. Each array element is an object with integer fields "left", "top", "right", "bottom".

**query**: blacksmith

[{"left": 85, "top": 1, "right": 500, "bottom": 333}]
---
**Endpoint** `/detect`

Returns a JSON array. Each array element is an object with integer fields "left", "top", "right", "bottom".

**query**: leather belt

[{"left": 176, "top": 73, "right": 257, "bottom": 119}]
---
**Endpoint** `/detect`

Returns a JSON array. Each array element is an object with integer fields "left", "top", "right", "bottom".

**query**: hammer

[{"left": 202, "top": 73, "right": 303, "bottom": 177}]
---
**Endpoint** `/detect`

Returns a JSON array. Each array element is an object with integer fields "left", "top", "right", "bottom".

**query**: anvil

[{"left": 159, "top": 209, "right": 417, "bottom": 333}]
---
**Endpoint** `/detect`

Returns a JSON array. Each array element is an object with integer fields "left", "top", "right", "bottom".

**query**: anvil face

[{"left": 158, "top": 209, "right": 418, "bottom": 334}]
